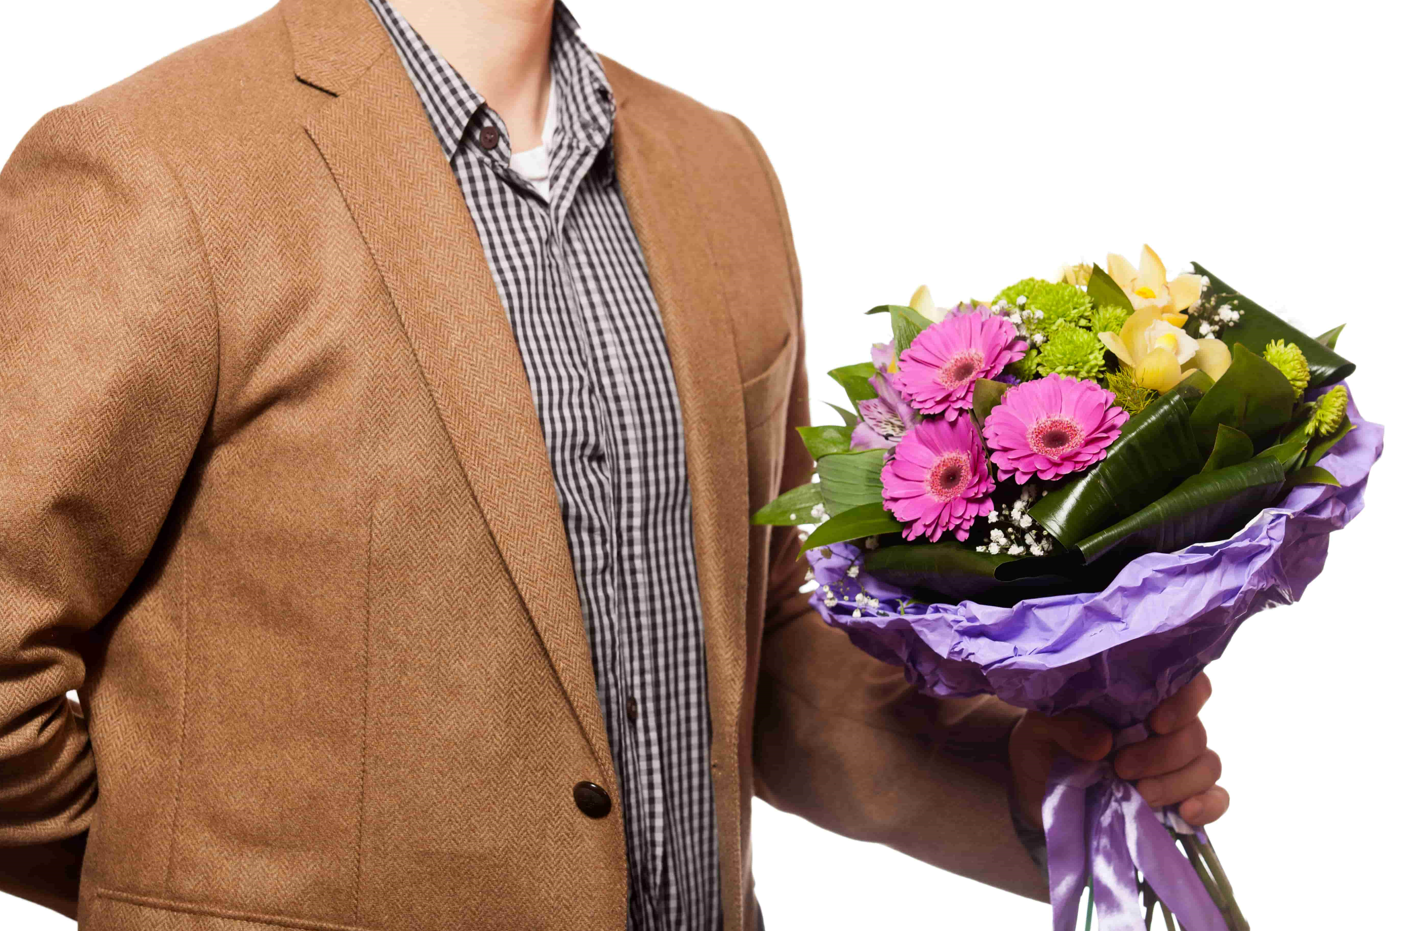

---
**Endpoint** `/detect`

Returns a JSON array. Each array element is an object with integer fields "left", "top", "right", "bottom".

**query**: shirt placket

[{"left": 542, "top": 125, "right": 668, "bottom": 930}]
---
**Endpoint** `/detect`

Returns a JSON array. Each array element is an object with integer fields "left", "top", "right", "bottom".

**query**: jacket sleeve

[
  {"left": 730, "top": 117, "right": 1049, "bottom": 902},
  {"left": 0, "top": 103, "right": 218, "bottom": 916}
]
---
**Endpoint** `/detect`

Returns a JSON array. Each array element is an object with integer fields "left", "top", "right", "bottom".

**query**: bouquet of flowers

[{"left": 753, "top": 246, "right": 1384, "bottom": 931}]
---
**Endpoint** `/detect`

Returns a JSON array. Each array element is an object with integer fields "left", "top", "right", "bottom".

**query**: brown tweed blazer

[{"left": 0, "top": 0, "right": 1047, "bottom": 927}]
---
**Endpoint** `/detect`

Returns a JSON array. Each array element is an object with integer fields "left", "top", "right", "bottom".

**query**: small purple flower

[{"left": 852, "top": 342, "right": 922, "bottom": 450}]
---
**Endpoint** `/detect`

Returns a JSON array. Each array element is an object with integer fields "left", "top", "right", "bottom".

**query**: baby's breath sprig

[
  {"left": 1190, "top": 279, "right": 1245, "bottom": 339},
  {"left": 975, "top": 485, "right": 1057, "bottom": 557}
]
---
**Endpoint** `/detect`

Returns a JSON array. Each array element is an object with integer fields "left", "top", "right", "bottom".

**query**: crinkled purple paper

[{"left": 806, "top": 386, "right": 1383, "bottom": 728}]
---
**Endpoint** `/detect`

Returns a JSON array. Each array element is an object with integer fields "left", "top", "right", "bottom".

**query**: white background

[{"left": 2, "top": 1, "right": 1417, "bottom": 928}]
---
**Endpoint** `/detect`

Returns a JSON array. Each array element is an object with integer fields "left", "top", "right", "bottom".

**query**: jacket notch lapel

[
  {"left": 300, "top": 46, "right": 615, "bottom": 781},
  {"left": 610, "top": 77, "right": 753, "bottom": 924}
]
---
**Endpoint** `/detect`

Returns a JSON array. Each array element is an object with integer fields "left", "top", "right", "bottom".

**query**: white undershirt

[{"left": 507, "top": 76, "right": 558, "bottom": 202}]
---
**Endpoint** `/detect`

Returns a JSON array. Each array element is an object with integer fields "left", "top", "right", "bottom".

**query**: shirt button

[
  {"left": 573, "top": 781, "right": 612, "bottom": 819},
  {"left": 477, "top": 125, "right": 499, "bottom": 150},
  {"left": 625, "top": 697, "right": 638, "bottom": 722}
]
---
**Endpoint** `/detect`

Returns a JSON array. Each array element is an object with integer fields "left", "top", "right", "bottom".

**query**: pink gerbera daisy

[
  {"left": 880, "top": 416, "right": 996, "bottom": 542},
  {"left": 893, "top": 306, "right": 1026, "bottom": 420},
  {"left": 982, "top": 373, "right": 1128, "bottom": 483}
]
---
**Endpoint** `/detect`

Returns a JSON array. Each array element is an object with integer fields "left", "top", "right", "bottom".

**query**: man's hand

[{"left": 1007, "top": 673, "right": 1229, "bottom": 831}]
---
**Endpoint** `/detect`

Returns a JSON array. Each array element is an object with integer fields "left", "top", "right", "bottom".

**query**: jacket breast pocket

[{"left": 740, "top": 330, "right": 796, "bottom": 433}]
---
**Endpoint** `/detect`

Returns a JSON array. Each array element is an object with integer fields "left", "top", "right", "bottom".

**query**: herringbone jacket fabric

[{"left": 0, "top": 0, "right": 1049, "bottom": 928}]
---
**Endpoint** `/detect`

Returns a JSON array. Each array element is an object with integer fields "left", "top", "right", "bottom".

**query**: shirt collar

[{"left": 365, "top": 0, "right": 616, "bottom": 184}]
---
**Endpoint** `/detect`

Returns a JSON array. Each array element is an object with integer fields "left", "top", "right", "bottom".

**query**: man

[{"left": 0, "top": 0, "right": 1228, "bottom": 927}]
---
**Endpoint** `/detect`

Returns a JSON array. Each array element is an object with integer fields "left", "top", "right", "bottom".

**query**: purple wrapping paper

[
  {"left": 804, "top": 387, "right": 1383, "bottom": 929},
  {"left": 806, "top": 388, "right": 1382, "bottom": 729}
]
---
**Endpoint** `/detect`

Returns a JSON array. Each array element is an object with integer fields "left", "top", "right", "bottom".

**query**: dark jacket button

[
  {"left": 478, "top": 125, "right": 499, "bottom": 150},
  {"left": 573, "top": 781, "right": 612, "bottom": 818}
]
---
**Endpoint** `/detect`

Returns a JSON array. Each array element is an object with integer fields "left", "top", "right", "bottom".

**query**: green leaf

[
  {"left": 1284, "top": 465, "right": 1340, "bottom": 490},
  {"left": 1315, "top": 324, "right": 1345, "bottom": 351},
  {"left": 862, "top": 540, "right": 1021, "bottom": 601},
  {"left": 1305, "top": 416, "right": 1355, "bottom": 467},
  {"left": 751, "top": 482, "right": 823, "bottom": 526},
  {"left": 867, "top": 303, "right": 934, "bottom": 356},
  {"left": 1189, "top": 343, "right": 1297, "bottom": 452},
  {"left": 1087, "top": 263, "right": 1134, "bottom": 312},
  {"left": 1076, "top": 456, "right": 1287, "bottom": 564},
  {"left": 1189, "top": 263, "right": 1356, "bottom": 388},
  {"left": 1202, "top": 424, "right": 1254, "bottom": 472},
  {"left": 973, "top": 378, "right": 1010, "bottom": 424},
  {"left": 826, "top": 402, "right": 860, "bottom": 428},
  {"left": 1170, "top": 369, "right": 1216, "bottom": 409},
  {"left": 816, "top": 448, "right": 887, "bottom": 516},
  {"left": 797, "top": 425, "right": 853, "bottom": 459},
  {"left": 1255, "top": 435, "right": 1310, "bottom": 473},
  {"left": 798, "top": 502, "right": 903, "bottom": 556},
  {"left": 1030, "top": 390, "right": 1204, "bottom": 549},
  {"left": 828, "top": 363, "right": 878, "bottom": 405}
]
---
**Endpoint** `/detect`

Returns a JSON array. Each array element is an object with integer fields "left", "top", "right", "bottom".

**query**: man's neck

[{"left": 392, "top": 0, "right": 555, "bottom": 152}]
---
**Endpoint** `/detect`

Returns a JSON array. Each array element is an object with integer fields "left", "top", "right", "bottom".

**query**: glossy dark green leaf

[
  {"left": 973, "top": 378, "right": 1010, "bottom": 424},
  {"left": 826, "top": 402, "right": 860, "bottom": 428},
  {"left": 1255, "top": 435, "right": 1309, "bottom": 473},
  {"left": 862, "top": 539, "right": 1020, "bottom": 601},
  {"left": 1030, "top": 390, "right": 1204, "bottom": 548},
  {"left": 816, "top": 448, "right": 887, "bottom": 516},
  {"left": 1087, "top": 263, "right": 1134, "bottom": 311},
  {"left": 867, "top": 303, "right": 934, "bottom": 356},
  {"left": 828, "top": 362, "right": 878, "bottom": 405},
  {"left": 799, "top": 502, "right": 903, "bottom": 556},
  {"left": 1202, "top": 424, "right": 1254, "bottom": 472},
  {"left": 797, "top": 425, "right": 853, "bottom": 459},
  {"left": 1189, "top": 263, "right": 1356, "bottom": 388},
  {"left": 1315, "top": 324, "right": 1345, "bottom": 351},
  {"left": 751, "top": 482, "right": 823, "bottom": 526},
  {"left": 1189, "top": 343, "right": 1297, "bottom": 452},
  {"left": 1170, "top": 369, "right": 1216, "bottom": 409},
  {"left": 1305, "top": 416, "right": 1355, "bottom": 467},
  {"left": 1284, "top": 465, "right": 1339, "bottom": 490},
  {"left": 1076, "top": 456, "right": 1286, "bottom": 564}
]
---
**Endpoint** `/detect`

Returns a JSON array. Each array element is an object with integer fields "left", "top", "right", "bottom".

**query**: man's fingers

[
  {"left": 1114, "top": 719, "right": 1207, "bottom": 780},
  {"left": 1148, "top": 673, "right": 1212, "bottom": 735},
  {"left": 1136, "top": 749, "right": 1222, "bottom": 808},
  {"left": 1041, "top": 711, "right": 1112, "bottom": 762},
  {"left": 1179, "top": 785, "right": 1231, "bottom": 825}
]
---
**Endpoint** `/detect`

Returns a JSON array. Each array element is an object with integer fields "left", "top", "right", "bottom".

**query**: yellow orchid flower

[
  {"left": 909, "top": 284, "right": 949, "bottom": 324},
  {"left": 1099, "top": 305, "right": 1231, "bottom": 392},
  {"left": 1106, "top": 245, "right": 1203, "bottom": 314}
]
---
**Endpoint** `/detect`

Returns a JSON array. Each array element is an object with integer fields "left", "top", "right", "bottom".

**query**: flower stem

[
  {"left": 1176, "top": 830, "right": 1228, "bottom": 919},
  {"left": 1160, "top": 901, "right": 1178, "bottom": 931},
  {"left": 1084, "top": 869, "right": 1095, "bottom": 931},
  {"left": 1196, "top": 835, "right": 1250, "bottom": 931},
  {"left": 1142, "top": 879, "right": 1158, "bottom": 929}
]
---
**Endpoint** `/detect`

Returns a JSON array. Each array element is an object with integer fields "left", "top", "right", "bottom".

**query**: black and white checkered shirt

[{"left": 364, "top": 2, "right": 720, "bottom": 928}]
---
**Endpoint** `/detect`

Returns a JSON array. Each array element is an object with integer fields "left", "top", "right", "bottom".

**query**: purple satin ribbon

[{"left": 1044, "top": 725, "right": 1227, "bottom": 931}]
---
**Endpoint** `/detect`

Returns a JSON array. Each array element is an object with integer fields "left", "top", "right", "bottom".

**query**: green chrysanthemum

[
  {"left": 1036, "top": 326, "right": 1107, "bottom": 381},
  {"left": 993, "top": 278, "right": 1093, "bottom": 332},
  {"left": 1007, "top": 348, "right": 1040, "bottom": 382},
  {"left": 1306, "top": 385, "right": 1348, "bottom": 438},
  {"left": 1104, "top": 367, "right": 1158, "bottom": 416},
  {"left": 1091, "top": 302, "right": 1130, "bottom": 336},
  {"left": 1263, "top": 339, "right": 1310, "bottom": 398}
]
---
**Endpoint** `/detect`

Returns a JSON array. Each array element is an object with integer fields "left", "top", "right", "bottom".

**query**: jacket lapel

[
  {"left": 607, "top": 69, "right": 752, "bottom": 921},
  {"left": 289, "top": 0, "right": 614, "bottom": 782}
]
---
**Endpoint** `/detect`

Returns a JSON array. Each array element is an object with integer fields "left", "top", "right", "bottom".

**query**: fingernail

[
  {"left": 1115, "top": 757, "right": 1138, "bottom": 780},
  {"left": 1180, "top": 800, "right": 1201, "bottom": 822}
]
